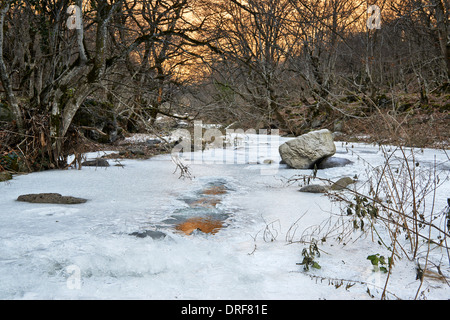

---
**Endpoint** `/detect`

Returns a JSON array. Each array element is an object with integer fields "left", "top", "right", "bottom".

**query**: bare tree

[
  {"left": 0, "top": 0, "right": 23, "bottom": 130},
  {"left": 203, "top": 0, "right": 300, "bottom": 130},
  {"left": 0, "top": 0, "right": 216, "bottom": 167},
  {"left": 1, "top": 0, "right": 448, "bottom": 171}
]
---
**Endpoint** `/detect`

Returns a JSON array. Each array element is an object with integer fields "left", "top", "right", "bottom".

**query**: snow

[{"left": 0, "top": 133, "right": 449, "bottom": 300}]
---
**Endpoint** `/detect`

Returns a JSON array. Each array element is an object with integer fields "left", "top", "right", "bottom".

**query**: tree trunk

[
  {"left": 0, "top": 1, "right": 23, "bottom": 130},
  {"left": 432, "top": 0, "right": 450, "bottom": 80},
  {"left": 46, "top": 1, "right": 121, "bottom": 166}
]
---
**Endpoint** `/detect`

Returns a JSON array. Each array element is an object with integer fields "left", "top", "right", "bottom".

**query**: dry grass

[
  {"left": 279, "top": 92, "right": 449, "bottom": 149},
  {"left": 341, "top": 110, "right": 450, "bottom": 149}
]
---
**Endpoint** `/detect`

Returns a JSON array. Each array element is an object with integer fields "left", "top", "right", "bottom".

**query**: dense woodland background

[{"left": 0, "top": 0, "right": 449, "bottom": 172}]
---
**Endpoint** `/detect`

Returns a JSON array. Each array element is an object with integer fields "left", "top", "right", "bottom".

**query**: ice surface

[{"left": 0, "top": 134, "right": 449, "bottom": 299}]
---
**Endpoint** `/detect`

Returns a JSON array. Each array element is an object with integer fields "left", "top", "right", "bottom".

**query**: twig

[{"left": 77, "top": 126, "right": 107, "bottom": 136}]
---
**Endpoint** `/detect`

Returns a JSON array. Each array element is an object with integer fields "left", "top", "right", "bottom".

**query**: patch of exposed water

[{"left": 129, "top": 179, "right": 235, "bottom": 238}]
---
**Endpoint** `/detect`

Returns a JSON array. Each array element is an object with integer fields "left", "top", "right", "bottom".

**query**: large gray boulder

[{"left": 279, "top": 129, "right": 336, "bottom": 169}]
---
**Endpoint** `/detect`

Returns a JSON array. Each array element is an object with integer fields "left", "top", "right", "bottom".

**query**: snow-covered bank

[{"left": 0, "top": 134, "right": 449, "bottom": 299}]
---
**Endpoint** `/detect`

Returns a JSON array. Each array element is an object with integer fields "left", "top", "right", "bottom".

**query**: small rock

[
  {"left": 332, "top": 132, "right": 344, "bottom": 139},
  {"left": 146, "top": 139, "right": 162, "bottom": 146},
  {"left": 299, "top": 184, "right": 329, "bottom": 193},
  {"left": 310, "top": 118, "right": 323, "bottom": 128},
  {"left": 0, "top": 172, "right": 12, "bottom": 182},
  {"left": 129, "top": 230, "right": 166, "bottom": 239},
  {"left": 330, "top": 177, "right": 356, "bottom": 191},
  {"left": 316, "top": 157, "right": 353, "bottom": 169},
  {"left": 333, "top": 120, "right": 344, "bottom": 132},
  {"left": 17, "top": 193, "right": 87, "bottom": 204},
  {"left": 81, "top": 158, "right": 110, "bottom": 167},
  {"left": 128, "top": 148, "right": 145, "bottom": 156}
]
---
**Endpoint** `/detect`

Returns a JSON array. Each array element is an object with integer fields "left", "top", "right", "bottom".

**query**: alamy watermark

[
  {"left": 170, "top": 121, "right": 281, "bottom": 175},
  {"left": 367, "top": 5, "right": 382, "bottom": 30},
  {"left": 66, "top": 3, "right": 382, "bottom": 31},
  {"left": 67, "top": 4, "right": 82, "bottom": 30},
  {"left": 66, "top": 264, "right": 81, "bottom": 290}
]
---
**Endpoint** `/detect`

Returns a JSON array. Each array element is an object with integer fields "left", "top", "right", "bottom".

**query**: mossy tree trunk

[
  {"left": 0, "top": 1, "right": 23, "bottom": 131},
  {"left": 431, "top": 0, "right": 450, "bottom": 80},
  {"left": 43, "top": 1, "right": 122, "bottom": 166}
]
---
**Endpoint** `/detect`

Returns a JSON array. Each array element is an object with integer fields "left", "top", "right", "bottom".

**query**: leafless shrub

[{"left": 286, "top": 145, "right": 450, "bottom": 299}]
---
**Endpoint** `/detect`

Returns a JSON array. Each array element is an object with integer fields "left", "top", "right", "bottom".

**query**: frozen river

[{"left": 0, "top": 133, "right": 449, "bottom": 299}]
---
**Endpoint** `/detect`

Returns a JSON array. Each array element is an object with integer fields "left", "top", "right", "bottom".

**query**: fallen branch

[{"left": 77, "top": 126, "right": 107, "bottom": 136}]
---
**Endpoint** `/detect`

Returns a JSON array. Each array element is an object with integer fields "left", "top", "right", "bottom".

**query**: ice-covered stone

[{"left": 279, "top": 129, "right": 336, "bottom": 169}]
